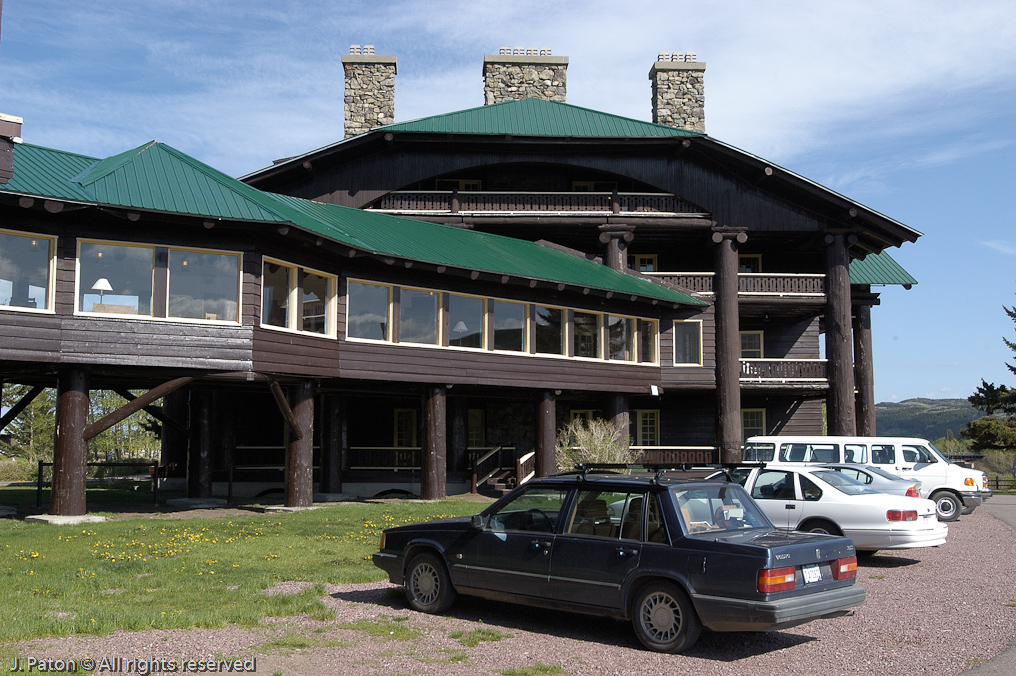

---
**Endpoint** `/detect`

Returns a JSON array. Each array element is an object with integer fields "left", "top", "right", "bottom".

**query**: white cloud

[{"left": 981, "top": 241, "right": 1016, "bottom": 255}]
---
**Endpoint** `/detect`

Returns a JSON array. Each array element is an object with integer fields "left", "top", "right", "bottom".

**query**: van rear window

[
  {"left": 778, "top": 443, "right": 838, "bottom": 463},
  {"left": 743, "top": 443, "right": 774, "bottom": 461}
]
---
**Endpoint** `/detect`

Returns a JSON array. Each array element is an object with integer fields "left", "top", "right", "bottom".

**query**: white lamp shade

[
  {"left": 91, "top": 278, "right": 113, "bottom": 292},
  {"left": 452, "top": 321, "right": 469, "bottom": 333}
]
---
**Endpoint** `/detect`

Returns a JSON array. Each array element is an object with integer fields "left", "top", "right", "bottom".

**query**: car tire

[
  {"left": 631, "top": 581, "right": 701, "bottom": 653},
  {"left": 961, "top": 505, "right": 976, "bottom": 516},
  {"left": 856, "top": 550, "right": 878, "bottom": 558},
  {"left": 798, "top": 519, "right": 841, "bottom": 536},
  {"left": 931, "top": 491, "right": 961, "bottom": 522},
  {"left": 405, "top": 552, "right": 457, "bottom": 614}
]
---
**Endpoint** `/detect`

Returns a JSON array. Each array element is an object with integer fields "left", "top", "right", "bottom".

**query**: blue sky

[{"left": 2, "top": 0, "right": 1015, "bottom": 403}]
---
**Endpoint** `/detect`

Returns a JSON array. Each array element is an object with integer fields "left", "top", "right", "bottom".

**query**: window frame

[
  {"left": 606, "top": 314, "right": 636, "bottom": 362},
  {"left": 262, "top": 257, "right": 337, "bottom": 337},
  {"left": 398, "top": 285, "right": 441, "bottom": 346},
  {"left": 345, "top": 278, "right": 392, "bottom": 342},
  {"left": 446, "top": 292, "right": 486, "bottom": 350},
  {"left": 0, "top": 228, "right": 57, "bottom": 314},
  {"left": 739, "top": 330, "right": 764, "bottom": 359},
  {"left": 672, "top": 319, "right": 703, "bottom": 367},
  {"left": 634, "top": 409, "right": 660, "bottom": 446},
  {"left": 638, "top": 318, "right": 659, "bottom": 364},
  {"left": 76, "top": 239, "right": 157, "bottom": 318},
  {"left": 166, "top": 245, "right": 243, "bottom": 324},
  {"left": 631, "top": 254, "right": 658, "bottom": 273},
  {"left": 742, "top": 408, "right": 766, "bottom": 442},
  {"left": 738, "top": 254, "right": 762, "bottom": 273},
  {"left": 394, "top": 408, "right": 419, "bottom": 448}
]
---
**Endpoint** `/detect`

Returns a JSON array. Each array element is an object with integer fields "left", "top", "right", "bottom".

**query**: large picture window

[
  {"left": 400, "top": 288, "right": 439, "bottom": 345},
  {"left": 262, "top": 261, "right": 292, "bottom": 327},
  {"left": 535, "top": 306, "right": 564, "bottom": 355},
  {"left": 673, "top": 320, "right": 702, "bottom": 366},
  {"left": 0, "top": 230, "right": 54, "bottom": 311},
  {"left": 261, "top": 258, "right": 335, "bottom": 335},
  {"left": 168, "top": 249, "right": 239, "bottom": 321},
  {"left": 491, "top": 300, "right": 526, "bottom": 352},
  {"left": 347, "top": 280, "right": 389, "bottom": 340},
  {"left": 607, "top": 315, "right": 634, "bottom": 361},
  {"left": 573, "top": 311, "right": 600, "bottom": 358},
  {"left": 79, "top": 242, "right": 154, "bottom": 316},
  {"left": 638, "top": 319, "right": 658, "bottom": 364},
  {"left": 448, "top": 294, "right": 484, "bottom": 348}
]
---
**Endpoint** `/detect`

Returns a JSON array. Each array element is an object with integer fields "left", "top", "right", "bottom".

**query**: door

[
  {"left": 458, "top": 485, "right": 568, "bottom": 599},
  {"left": 547, "top": 489, "right": 648, "bottom": 609},
  {"left": 749, "top": 469, "right": 802, "bottom": 530},
  {"left": 897, "top": 444, "right": 947, "bottom": 492}
]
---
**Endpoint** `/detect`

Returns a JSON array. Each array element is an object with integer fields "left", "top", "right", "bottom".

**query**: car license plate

[{"left": 803, "top": 564, "right": 822, "bottom": 584}]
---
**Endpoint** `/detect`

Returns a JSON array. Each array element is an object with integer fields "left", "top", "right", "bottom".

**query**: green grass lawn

[{"left": 0, "top": 498, "right": 482, "bottom": 643}]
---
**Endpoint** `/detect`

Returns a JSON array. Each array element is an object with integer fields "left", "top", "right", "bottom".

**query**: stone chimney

[
  {"left": 482, "top": 47, "right": 567, "bottom": 105},
  {"left": 341, "top": 45, "right": 396, "bottom": 139},
  {"left": 649, "top": 52, "right": 705, "bottom": 132}
]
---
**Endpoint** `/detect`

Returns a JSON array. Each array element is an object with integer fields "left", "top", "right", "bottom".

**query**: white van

[{"left": 743, "top": 436, "right": 991, "bottom": 522}]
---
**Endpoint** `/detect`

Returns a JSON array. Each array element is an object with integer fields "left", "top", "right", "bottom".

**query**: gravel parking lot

[{"left": 9, "top": 508, "right": 1016, "bottom": 676}]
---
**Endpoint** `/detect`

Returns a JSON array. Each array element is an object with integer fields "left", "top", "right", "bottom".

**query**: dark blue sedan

[{"left": 373, "top": 468, "right": 865, "bottom": 652}]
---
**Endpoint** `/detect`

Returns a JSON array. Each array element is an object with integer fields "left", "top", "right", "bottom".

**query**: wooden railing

[
  {"left": 740, "top": 359, "right": 828, "bottom": 382},
  {"left": 648, "top": 272, "right": 826, "bottom": 296},
  {"left": 370, "top": 191, "right": 704, "bottom": 215},
  {"left": 348, "top": 447, "right": 421, "bottom": 470},
  {"left": 632, "top": 446, "right": 718, "bottom": 465},
  {"left": 516, "top": 451, "right": 536, "bottom": 486},
  {"left": 472, "top": 445, "right": 507, "bottom": 493}
]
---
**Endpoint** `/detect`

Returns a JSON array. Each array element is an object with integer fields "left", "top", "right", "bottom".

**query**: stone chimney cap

[
  {"left": 342, "top": 52, "right": 397, "bottom": 72},
  {"left": 0, "top": 113, "right": 23, "bottom": 140},
  {"left": 482, "top": 52, "right": 568, "bottom": 68}
]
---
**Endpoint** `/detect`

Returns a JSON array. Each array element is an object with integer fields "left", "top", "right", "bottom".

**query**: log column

[
  {"left": 52, "top": 368, "right": 89, "bottom": 516},
  {"left": 285, "top": 381, "right": 315, "bottom": 507},
  {"left": 536, "top": 391, "right": 557, "bottom": 477},
  {"left": 422, "top": 386, "right": 447, "bottom": 499},
  {"left": 160, "top": 388, "right": 189, "bottom": 478},
  {"left": 605, "top": 394, "right": 630, "bottom": 449},
  {"left": 449, "top": 397, "right": 469, "bottom": 473},
  {"left": 319, "top": 394, "right": 345, "bottom": 494},
  {"left": 853, "top": 301, "right": 876, "bottom": 436},
  {"left": 713, "top": 230, "right": 746, "bottom": 463},
  {"left": 187, "top": 389, "right": 213, "bottom": 499},
  {"left": 825, "top": 233, "right": 856, "bottom": 436},
  {"left": 598, "top": 225, "right": 635, "bottom": 272}
]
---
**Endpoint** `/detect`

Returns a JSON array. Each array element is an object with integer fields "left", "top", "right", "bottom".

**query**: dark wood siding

[
  {"left": 661, "top": 306, "right": 715, "bottom": 387},
  {"left": 766, "top": 398, "right": 825, "bottom": 435},
  {"left": 252, "top": 327, "right": 340, "bottom": 377}
]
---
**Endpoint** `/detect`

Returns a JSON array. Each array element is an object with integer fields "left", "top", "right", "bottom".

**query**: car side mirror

[{"left": 471, "top": 514, "right": 488, "bottom": 530}]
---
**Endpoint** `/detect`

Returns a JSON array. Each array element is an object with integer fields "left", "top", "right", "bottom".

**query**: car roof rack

[{"left": 569, "top": 462, "right": 766, "bottom": 484}]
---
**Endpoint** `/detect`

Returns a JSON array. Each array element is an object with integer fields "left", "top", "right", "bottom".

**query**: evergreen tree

[{"left": 964, "top": 302, "right": 1016, "bottom": 451}]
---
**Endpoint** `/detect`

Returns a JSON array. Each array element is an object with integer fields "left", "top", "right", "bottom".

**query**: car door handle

[
  {"left": 785, "top": 504, "right": 796, "bottom": 509},
  {"left": 531, "top": 539, "right": 553, "bottom": 552},
  {"left": 616, "top": 546, "right": 639, "bottom": 558},
  {"left": 901, "top": 466, "right": 912, "bottom": 471}
]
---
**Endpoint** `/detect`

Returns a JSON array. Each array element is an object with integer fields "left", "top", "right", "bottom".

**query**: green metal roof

[
  {"left": 0, "top": 141, "right": 704, "bottom": 306},
  {"left": 378, "top": 98, "right": 702, "bottom": 138},
  {"left": 849, "top": 251, "right": 918, "bottom": 286}
]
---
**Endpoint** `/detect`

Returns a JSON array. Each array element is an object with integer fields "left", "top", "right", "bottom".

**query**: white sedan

[{"left": 715, "top": 465, "right": 948, "bottom": 555}]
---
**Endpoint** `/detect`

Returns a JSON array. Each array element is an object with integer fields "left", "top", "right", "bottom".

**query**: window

[
  {"left": 168, "top": 249, "right": 240, "bottom": 322},
  {"left": 491, "top": 300, "right": 526, "bottom": 352},
  {"left": 633, "top": 410, "right": 660, "bottom": 446},
  {"left": 535, "top": 306, "right": 564, "bottom": 355},
  {"left": 573, "top": 311, "right": 600, "bottom": 358},
  {"left": 399, "top": 288, "right": 439, "bottom": 345},
  {"left": 0, "top": 230, "right": 54, "bottom": 312},
  {"left": 262, "top": 259, "right": 335, "bottom": 335},
  {"left": 673, "top": 320, "right": 702, "bottom": 366},
  {"left": 843, "top": 444, "right": 868, "bottom": 464},
  {"left": 79, "top": 241, "right": 154, "bottom": 316},
  {"left": 870, "top": 444, "right": 896, "bottom": 464},
  {"left": 570, "top": 409, "right": 595, "bottom": 422},
  {"left": 738, "top": 254, "right": 762, "bottom": 273},
  {"left": 571, "top": 181, "right": 595, "bottom": 192},
  {"left": 607, "top": 315, "right": 634, "bottom": 361},
  {"left": 467, "top": 409, "right": 485, "bottom": 447},
  {"left": 448, "top": 294, "right": 484, "bottom": 348},
  {"left": 394, "top": 409, "right": 418, "bottom": 448},
  {"left": 638, "top": 319, "right": 658, "bottom": 364},
  {"left": 751, "top": 470, "right": 796, "bottom": 500},
  {"left": 436, "top": 178, "right": 481, "bottom": 191},
  {"left": 740, "top": 331, "right": 764, "bottom": 359},
  {"left": 631, "top": 254, "right": 658, "bottom": 273},
  {"left": 742, "top": 409, "right": 766, "bottom": 442},
  {"left": 347, "top": 280, "right": 389, "bottom": 340},
  {"left": 487, "top": 486, "right": 568, "bottom": 533}
]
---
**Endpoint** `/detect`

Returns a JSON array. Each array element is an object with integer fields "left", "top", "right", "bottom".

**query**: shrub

[{"left": 555, "top": 418, "right": 640, "bottom": 472}]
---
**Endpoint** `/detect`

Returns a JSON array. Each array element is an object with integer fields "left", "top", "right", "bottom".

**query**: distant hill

[{"left": 875, "top": 398, "right": 981, "bottom": 439}]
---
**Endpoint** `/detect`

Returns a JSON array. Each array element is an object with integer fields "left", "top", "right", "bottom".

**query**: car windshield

[
  {"left": 811, "top": 470, "right": 880, "bottom": 496},
  {"left": 864, "top": 466, "right": 907, "bottom": 482},
  {"left": 926, "top": 442, "right": 953, "bottom": 464},
  {"left": 672, "top": 484, "right": 771, "bottom": 534}
]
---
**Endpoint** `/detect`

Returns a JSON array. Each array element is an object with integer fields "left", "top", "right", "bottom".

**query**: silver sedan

[{"left": 819, "top": 464, "right": 922, "bottom": 498}]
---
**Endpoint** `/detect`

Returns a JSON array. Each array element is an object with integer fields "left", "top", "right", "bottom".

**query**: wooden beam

[
  {"left": 0, "top": 385, "right": 45, "bottom": 433},
  {"left": 84, "top": 377, "right": 194, "bottom": 441},
  {"left": 112, "top": 388, "right": 188, "bottom": 436},
  {"left": 269, "top": 380, "right": 304, "bottom": 441}
]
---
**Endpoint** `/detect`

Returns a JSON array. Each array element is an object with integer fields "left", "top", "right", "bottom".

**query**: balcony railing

[
  {"left": 368, "top": 191, "right": 705, "bottom": 216},
  {"left": 632, "top": 446, "right": 718, "bottom": 465},
  {"left": 740, "top": 358, "right": 828, "bottom": 382},
  {"left": 348, "top": 446, "right": 516, "bottom": 471},
  {"left": 648, "top": 272, "right": 826, "bottom": 297}
]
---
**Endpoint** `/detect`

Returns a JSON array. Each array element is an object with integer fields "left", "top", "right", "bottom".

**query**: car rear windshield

[
  {"left": 865, "top": 466, "right": 907, "bottom": 482},
  {"left": 811, "top": 470, "right": 880, "bottom": 496},
  {"left": 672, "top": 484, "right": 771, "bottom": 534}
]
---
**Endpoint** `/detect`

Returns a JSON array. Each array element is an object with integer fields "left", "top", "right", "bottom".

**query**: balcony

[
  {"left": 740, "top": 358, "right": 827, "bottom": 383},
  {"left": 648, "top": 272, "right": 826, "bottom": 297},
  {"left": 367, "top": 191, "right": 706, "bottom": 216}
]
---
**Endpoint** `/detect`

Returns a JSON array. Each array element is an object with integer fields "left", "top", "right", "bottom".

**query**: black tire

[
  {"left": 799, "top": 519, "right": 841, "bottom": 536},
  {"left": 931, "top": 491, "right": 961, "bottom": 522},
  {"left": 405, "top": 552, "right": 456, "bottom": 614},
  {"left": 856, "top": 550, "right": 878, "bottom": 558},
  {"left": 631, "top": 581, "right": 701, "bottom": 653}
]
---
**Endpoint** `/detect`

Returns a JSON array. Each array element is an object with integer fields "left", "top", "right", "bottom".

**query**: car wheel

[
  {"left": 856, "top": 550, "right": 878, "bottom": 558},
  {"left": 931, "top": 491, "right": 961, "bottom": 522},
  {"left": 405, "top": 552, "right": 456, "bottom": 614},
  {"left": 631, "top": 582, "right": 701, "bottom": 653},
  {"left": 799, "top": 519, "right": 841, "bottom": 536},
  {"left": 961, "top": 505, "right": 976, "bottom": 516}
]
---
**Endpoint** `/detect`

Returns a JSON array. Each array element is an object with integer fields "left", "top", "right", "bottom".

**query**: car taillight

[
  {"left": 379, "top": 532, "right": 386, "bottom": 550},
  {"left": 832, "top": 556, "right": 857, "bottom": 580},
  {"left": 906, "top": 486, "right": 920, "bottom": 498},
  {"left": 887, "top": 509, "right": 918, "bottom": 522},
  {"left": 964, "top": 477, "right": 975, "bottom": 487},
  {"left": 758, "top": 566, "right": 796, "bottom": 593}
]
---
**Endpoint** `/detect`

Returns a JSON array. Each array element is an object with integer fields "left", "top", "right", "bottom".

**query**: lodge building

[{"left": 0, "top": 49, "right": 919, "bottom": 516}]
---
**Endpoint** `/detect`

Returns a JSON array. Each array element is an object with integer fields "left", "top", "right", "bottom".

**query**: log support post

[
  {"left": 825, "top": 233, "right": 857, "bottom": 436},
  {"left": 285, "top": 381, "right": 315, "bottom": 507},
  {"left": 598, "top": 225, "right": 635, "bottom": 272},
  {"left": 713, "top": 229, "right": 746, "bottom": 463},
  {"left": 188, "top": 389, "right": 213, "bottom": 499},
  {"left": 52, "top": 369, "right": 89, "bottom": 516},
  {"left": 536, "top": 391, "right": 557, "bottom": 477},
  {"left": 449, "top": 396, "right": 469, "bottom": 473},
  {"left": 319, "top": 393, "right": 345, "bottom": 494},
  {"left": 853, "top": 301, "right": 876, "bottom": 436},
  {"left": 606, "top": 394, "right": 630, "bottom": 450},
  {"left": 422, "top": 386, "right": 447, "bottom": 499}
]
